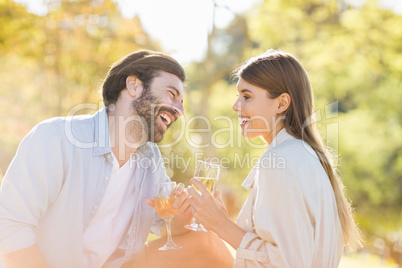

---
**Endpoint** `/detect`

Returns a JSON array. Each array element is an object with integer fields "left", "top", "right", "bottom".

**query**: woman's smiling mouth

[{"left": 238, "top": 116, "right": 250, "bottom": 127}]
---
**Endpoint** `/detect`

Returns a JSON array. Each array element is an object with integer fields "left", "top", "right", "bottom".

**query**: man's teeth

[{"left": 160, "top": 113, "right": 172, "bottom": 125}]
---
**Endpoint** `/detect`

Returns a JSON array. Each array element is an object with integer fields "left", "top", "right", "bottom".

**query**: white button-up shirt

[
  {"left": 0, "top": 108, "right": 167, "bottom": 268},
  {"left": 235, "top": 129, "right": 344, "bottom": 267},
  {"left": 83, "top": 152, "right": 139, "bottom": 268}
]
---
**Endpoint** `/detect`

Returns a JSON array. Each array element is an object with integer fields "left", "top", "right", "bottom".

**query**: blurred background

[{"left": 0, "top": 0, "right": 401, "bottom": 266}]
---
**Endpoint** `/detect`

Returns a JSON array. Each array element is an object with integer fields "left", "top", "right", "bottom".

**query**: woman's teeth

[{"left": 241, "top": 118, "right": 250, "bottom": 124}]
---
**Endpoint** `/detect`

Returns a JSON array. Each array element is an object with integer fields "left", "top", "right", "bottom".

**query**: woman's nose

[{"left": 232, "top": 99, "right": 241, "bottom": 112}]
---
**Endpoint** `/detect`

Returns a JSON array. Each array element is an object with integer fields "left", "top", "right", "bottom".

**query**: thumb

[
  {"left": 145, "top": 198, "right": 155, "bottom": 207},
  {"left": 214, "top": 190, "right": 224, "bottom": 204},
  {"left": 214, "top": 190, "right": 228, "bottom": 215}
]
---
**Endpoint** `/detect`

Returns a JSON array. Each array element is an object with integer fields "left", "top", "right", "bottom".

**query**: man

[{"left": 0, "top": 50, "right": 189, "bottom": 268}]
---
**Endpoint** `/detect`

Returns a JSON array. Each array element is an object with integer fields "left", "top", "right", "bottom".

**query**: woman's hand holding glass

[
  {"left": 184, "top": 161, "right": 221, "bottom": 232},
  {"left": 186, "top": 178, "right": 231, "bottom": 233}
]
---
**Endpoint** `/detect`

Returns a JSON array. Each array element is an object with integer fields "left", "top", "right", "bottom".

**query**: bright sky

[
  {"left": 115, "top": 0, "right": 261, "bottom": 64},
  {"left": 14, "top": 0, "right": 261, "bottom": 64}
]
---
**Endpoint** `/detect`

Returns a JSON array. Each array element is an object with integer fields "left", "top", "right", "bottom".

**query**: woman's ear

[
  {"left": 277, "top": 93, "right": 291, "bottom": 113},
  {"left": 126, "top": 76, "right": 144, "bottom": 98}
]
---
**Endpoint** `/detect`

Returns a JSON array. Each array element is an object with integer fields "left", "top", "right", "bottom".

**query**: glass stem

[{"left": 165, "top": 218, "right": 173, "bottom": 244}]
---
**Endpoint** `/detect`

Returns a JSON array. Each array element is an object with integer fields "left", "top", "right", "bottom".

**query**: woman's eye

[
  {"left": 169, "top": 91, "right": 175, "bottom": 98},
  {"left": 237, "top": 94, "right": 249, "bottom": 100}
]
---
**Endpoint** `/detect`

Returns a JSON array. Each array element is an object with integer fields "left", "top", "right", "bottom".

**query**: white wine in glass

[
  {"left": 192, "top": 177, "right": 218, "bottom": 193},
  {"left": 185, "top": 161, "right": 220, "bottom": 232},
  {"left": 154, "top": 182, "right": 181, "bottom": 250}
]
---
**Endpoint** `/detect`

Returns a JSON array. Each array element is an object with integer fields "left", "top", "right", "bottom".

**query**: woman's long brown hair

[{"left": 234, "top": 49, "right": 363, "bottom": 251}]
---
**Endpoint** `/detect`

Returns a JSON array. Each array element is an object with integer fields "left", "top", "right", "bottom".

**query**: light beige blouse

[{"left": 234, "top": 129, "right": 344, "bottom": 267}]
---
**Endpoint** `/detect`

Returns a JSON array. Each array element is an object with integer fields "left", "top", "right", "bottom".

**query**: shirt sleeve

[
  {"left": 0, "top": 122, "right": 64, "bottom": 255},
  {"left": 149, "top": 144, "right": 170, "bottom": 236},
  {"left": 235, "top": 162, "right": 315, "bottom": 268}
]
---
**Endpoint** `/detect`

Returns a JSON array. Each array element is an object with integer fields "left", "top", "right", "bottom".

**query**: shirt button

[
  {"left": 258, "top": 253, "right": 269, "bottom": 263},
  {"left": 94, "top": 206, "right": 98, "bottom": 210},
  {"left": 106, "top": 154, "right": 111, "bottom": 159},
  {"left": 105, "top": 176, "right": 109, "bottom": 180}
]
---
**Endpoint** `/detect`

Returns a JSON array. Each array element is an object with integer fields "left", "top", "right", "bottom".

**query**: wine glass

[
  {"left": 185, "top": 160, "right": 221, "bottom": 232},
  {"left": 154, "top": 181, "right": 182, "bottom": 250}
]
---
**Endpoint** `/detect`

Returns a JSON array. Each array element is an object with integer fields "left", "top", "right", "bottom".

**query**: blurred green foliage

[{"left": 0, "top": 0, "right": 401, "bottom": 264}]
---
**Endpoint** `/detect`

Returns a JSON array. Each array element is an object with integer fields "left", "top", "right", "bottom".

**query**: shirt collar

[
  {"left": 134, "top": 142, "right": 154, "bottom": 159},
  {"left": 92, "top": 107, "right": 155, "bottom": 160},
  {"left": 267, "top": 128, "right": 294, "bottom": 150},
  {"left": 93, "top": 107, "right": 112, "bottom": 156},
  {"left": 241, "top": 164, "right": 259, "bottom": 190},
  {"left": 241, "top": 128, "right": 295, "bottom": 190}
]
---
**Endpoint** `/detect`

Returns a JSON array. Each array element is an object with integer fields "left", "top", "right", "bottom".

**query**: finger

[
  {"left": 187, "top": 195, "right": 200, "bottom": 212},
  {"left": 214, "top": 189, "right": 227, "bottom": 209},
  {"left": 186, "top": 186, "right": 203, "bottom": 202},
  {"left": 214, "top": 189, "right": 223, "bottom": 202},
  {"left": 184, "top": 203, "right": 193, "bottom": 216},
  {"left": 173, "top": 182, "right": 186, "bottom": 196},
  {"left": 173, "top": 188, "right": 188, "bottom": 209},
  {"left": 188, "top": 198, "right": 201, "bottom": 220},
  {"left": 176, "top": 196, "right": 191, "bottom": 215},
  {"left": 189, "top": 178, "right": 211, "bottom": 197},
  {"left": 145, "top": 198, "right": 155, "bottom": 207},
  {"left": 189, "top": 206, "right": 197, "bottom": 217}
]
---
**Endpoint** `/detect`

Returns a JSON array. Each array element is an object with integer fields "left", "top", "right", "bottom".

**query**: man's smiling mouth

[{"left": 160, "top": 112, "right": 172, "bottom": 126}]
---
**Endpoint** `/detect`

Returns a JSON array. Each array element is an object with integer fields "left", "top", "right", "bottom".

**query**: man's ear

[
  {"left": 276, "top": 93, "right": 291, "bottom": 114},
  {"left": 126, "top": 75, "right": 144, "bottom": 98}
]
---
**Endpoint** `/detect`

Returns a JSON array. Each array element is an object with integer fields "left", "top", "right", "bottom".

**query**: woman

[{"left": 187, "top": 49, "right": 363, "bottom": 267}]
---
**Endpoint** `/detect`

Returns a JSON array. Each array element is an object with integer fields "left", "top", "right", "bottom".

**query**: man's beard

[{"left": 130, "top": 90, "right": 176, "bottom": 143}]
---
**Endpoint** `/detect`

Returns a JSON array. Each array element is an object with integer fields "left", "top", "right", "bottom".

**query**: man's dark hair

[{"left": 102, "top": 50, "right": 186, "bottom": 106}]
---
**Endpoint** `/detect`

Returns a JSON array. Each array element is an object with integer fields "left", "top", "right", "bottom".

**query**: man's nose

[{"left": 174, "top": 101, "right": 184, "bottom": 116}]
